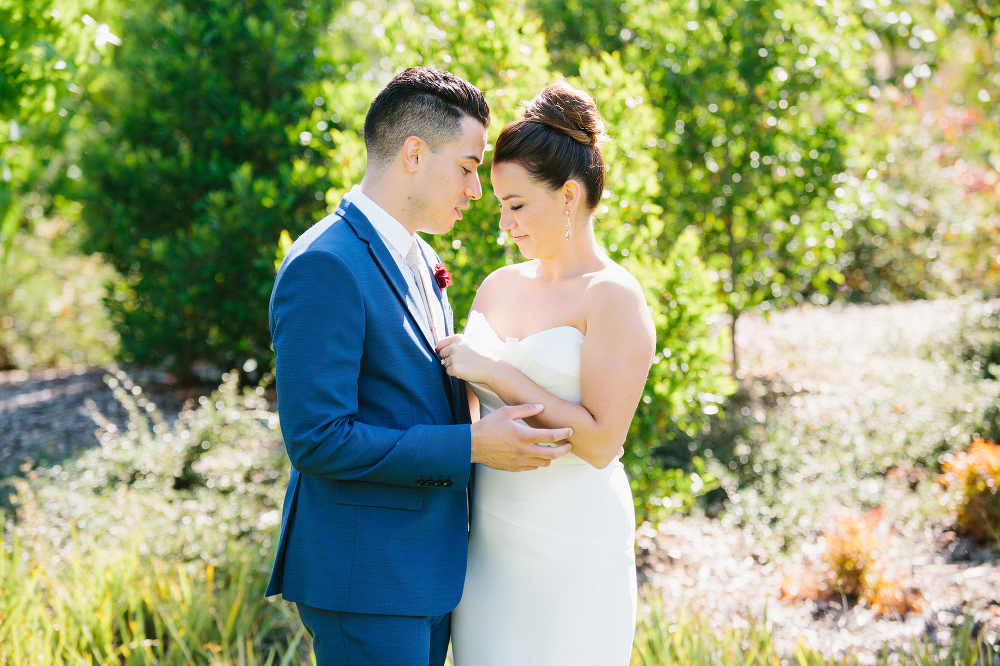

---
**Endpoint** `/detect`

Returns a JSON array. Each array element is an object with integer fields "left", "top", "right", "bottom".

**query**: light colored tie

[{"left": 405, "top": 241, "right": 444, "bottom": 346}]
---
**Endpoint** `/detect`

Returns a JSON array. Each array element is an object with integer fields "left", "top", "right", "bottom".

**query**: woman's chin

[{"left": 511, "top": 239, "right": 533, "bottom": 259}]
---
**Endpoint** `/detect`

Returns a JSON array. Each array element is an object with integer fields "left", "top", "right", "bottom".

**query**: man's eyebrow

[{"left": 461, "top": 154, "right": 482, "bottom": 164}]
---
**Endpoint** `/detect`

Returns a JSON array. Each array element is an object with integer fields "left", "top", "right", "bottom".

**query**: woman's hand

[{"left": 436, "top": 334, "right": 501, "bottom": 384}]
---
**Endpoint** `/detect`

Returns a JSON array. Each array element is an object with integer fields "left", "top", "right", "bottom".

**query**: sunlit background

[{"left": 1, "top": 0, "right": 998, "bottom": 663}]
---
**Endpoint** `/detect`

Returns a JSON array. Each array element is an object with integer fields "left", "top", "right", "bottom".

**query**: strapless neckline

[
  {"left": 469, "top": 310, "right": 584, "bottom": 344},
  {"left": 464, "top": 309, "right": 583, "bottom": 409}
]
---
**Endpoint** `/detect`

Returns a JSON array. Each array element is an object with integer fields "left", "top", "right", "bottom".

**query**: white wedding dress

[{"left": 450, "top": 311, "right": 637, "bottom": 665}]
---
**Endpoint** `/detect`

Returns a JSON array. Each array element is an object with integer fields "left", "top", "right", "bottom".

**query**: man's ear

[{"left": 402, "top": 136, "right": 424, "bottom": 173}]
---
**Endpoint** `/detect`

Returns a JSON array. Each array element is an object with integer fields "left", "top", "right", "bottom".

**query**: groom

[{"left": 265, "top": 68, "right": 574, "bottom": 665}]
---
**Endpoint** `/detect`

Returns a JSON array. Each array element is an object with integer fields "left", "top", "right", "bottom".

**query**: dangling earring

[{"left": 564, "top": 210, "right": 572, "bottom": 239}]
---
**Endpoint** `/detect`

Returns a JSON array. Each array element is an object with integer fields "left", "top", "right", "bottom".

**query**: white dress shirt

[{"left": 343, "top": 185, "right": 445, "bottom": 345}]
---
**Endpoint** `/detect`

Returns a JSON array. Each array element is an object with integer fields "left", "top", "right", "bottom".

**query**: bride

[{"left": 438, "top": 82, "right": 656, "bottom": 665}]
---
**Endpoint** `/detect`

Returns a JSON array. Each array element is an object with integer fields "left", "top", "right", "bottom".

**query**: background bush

[
  {"left": 0, "top": 217, "right": 118, "bottom": 369},
  {"left": 74, "top": 0, "right": 337, "bottom": 379}
]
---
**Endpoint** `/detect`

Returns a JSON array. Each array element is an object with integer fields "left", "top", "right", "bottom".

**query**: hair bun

[{"left": 521, "top": 81, "right": 608, "bottom": 147}]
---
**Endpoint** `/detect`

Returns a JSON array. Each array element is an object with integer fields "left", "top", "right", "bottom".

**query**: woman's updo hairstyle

[{"left": 493, "top": 81, "right": 610, "bottom": 211}]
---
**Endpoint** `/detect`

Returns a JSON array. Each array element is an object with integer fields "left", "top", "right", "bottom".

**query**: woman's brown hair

[{"left": 493, "top": 82, "right": 609, "bottom": 210}]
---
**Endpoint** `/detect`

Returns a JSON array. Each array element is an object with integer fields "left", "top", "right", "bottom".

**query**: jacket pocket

[{"left": 334, "top": 480, "right": 424, "bottom": 511}]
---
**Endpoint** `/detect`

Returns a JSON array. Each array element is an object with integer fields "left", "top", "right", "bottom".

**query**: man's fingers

[
  {"left": 532, "top": 441, "right": 572, "bottom": 459},
  {"left": 503, "top": 402, "right": 545, "bottom": 420},
  {"left": 526, "top": 428, "right": 573, "bottom": 445}
]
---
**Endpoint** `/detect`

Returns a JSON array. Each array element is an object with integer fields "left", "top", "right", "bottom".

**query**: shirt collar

[{"left": 345, "top": 185, "right": 415, "bottom": 259}]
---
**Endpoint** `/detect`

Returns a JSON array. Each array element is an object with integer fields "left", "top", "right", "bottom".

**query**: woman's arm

[{"left": 439, "top": 275, "right": 655, "bottom": 469}]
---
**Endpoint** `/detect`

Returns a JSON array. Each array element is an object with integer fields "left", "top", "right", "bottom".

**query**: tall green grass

[{"left": 0, "top": 535, "right": 307, "bottom": 665}]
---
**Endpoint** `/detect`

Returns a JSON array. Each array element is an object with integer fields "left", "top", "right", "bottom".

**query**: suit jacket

[{"left": 264, "top": 196, "right": 472, "bottom": 616}]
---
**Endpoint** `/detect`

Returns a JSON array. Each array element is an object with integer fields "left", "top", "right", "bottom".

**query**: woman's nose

[{"left": 498, "top": 211, "right": 515, "bottom": 231}]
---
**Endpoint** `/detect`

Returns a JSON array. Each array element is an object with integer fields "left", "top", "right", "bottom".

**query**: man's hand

[{"left": 470, "top": 403, "right": 573, "bottom": 472}]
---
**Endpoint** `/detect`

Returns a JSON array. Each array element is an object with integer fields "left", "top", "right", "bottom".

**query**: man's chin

[{"left": 418, "top": 220, "right": 458, "bottom": 235}]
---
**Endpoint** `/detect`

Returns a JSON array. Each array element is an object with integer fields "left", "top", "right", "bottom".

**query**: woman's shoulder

[
  {"left": 479, "top": 261, "right": 535, "bottom": 291},
  {"left": 472, "top": 261, "right": 534, "bottom": 310},
  {"left": 586, "top": 259, "right": 646, "bottom": 304}
]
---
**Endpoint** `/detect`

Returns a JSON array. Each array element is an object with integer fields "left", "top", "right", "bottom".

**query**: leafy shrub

[
  {"left": 780, "top": 507, "right": 922, "bottom": 616},
  {"left": 715, "top": 304, "right": 1000, "bottom": 552},
  {"left": 0, "top": 0, "right": 107, "bottom": 266},
  {"left": 956, "top": 300, "right": 1000, "bottom": 381},
  {"left": 836, "top": 91, "right": 1000, "bottom": 304},
  {"left": 75, "top": 0, "right": 337, "bottom": 379},
  {"left": 2, "top": 366, "right": 302, "bottom": 660},
  {"left": 939, "top": 439, "right": 1000, "bottom": 544},
  {"left": 626, "top": 228, "right": 737, "bottom": 519},
  {"left": 8, "top": 369, "right": 287, "bottom": 565},
  {"left": 0, "top": 218, "right": 119, "bottom": 369}
]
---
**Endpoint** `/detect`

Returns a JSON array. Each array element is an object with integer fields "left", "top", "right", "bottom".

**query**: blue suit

[{"left": 265, "top": 196, "right": 472, "bottom": 658}]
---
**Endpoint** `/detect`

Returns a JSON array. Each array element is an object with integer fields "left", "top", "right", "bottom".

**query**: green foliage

[
  {"left": 836, "top": 92, "right": 999, "bottom": 303},
  {"left": 0, "top": 0, "right": 105, "bottom": 270},
  {"left": 8, "top": 369, "right": 287, "bottom": 565},
  {"left": 618, "top": 0, "right": 872, "bottom": 365},
  {"left": 2, "top": 368, "right": 302, "bottom": 661},
  {"left": 525, "top": 0, "right": 626, "bottom": 75},
  {"left": 0, "top": 535, "right": 306, "bottom": 664},
  {"left": 75, "top": 0, "right": 337, "bottom": 379},
  {"left": 712, "top": 307, "right": 1000, "bottom": 553},
  {"left": 625, "top": 229, "right": 737, "bottom": 518},
  {"left": 0, "top": 217, "right": 118, "bottom": 369}
]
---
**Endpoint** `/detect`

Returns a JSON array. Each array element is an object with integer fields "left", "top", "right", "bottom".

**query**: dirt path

[{"left": 0, "top": 367, "right": 207, "bottom": 479}]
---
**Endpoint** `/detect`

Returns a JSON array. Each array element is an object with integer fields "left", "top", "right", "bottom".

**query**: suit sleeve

[{"left": 270, "top": 249, "right": 471, "bottom": 488}]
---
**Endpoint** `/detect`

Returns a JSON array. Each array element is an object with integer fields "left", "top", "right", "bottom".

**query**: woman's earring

[{"left": 564, "top": 210, "right": 572, "bottom": 239}]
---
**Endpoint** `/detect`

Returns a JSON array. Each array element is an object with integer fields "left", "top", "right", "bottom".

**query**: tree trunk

[{"left": 730, "top": 306, "right": 740, "bottom": 380}]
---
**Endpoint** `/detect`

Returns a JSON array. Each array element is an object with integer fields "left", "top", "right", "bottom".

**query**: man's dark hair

[{"left": 364, "top": 67, "right": 490, "bottom": 165}]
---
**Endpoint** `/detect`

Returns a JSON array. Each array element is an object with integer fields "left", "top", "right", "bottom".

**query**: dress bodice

[
  {"left": 464, "top": 310, "right": 586, "bottom": 464},
  {"left": 465, "top": 310, "right": 583, "bottom": 404}
]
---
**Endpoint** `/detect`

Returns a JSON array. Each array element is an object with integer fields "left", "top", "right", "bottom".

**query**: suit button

[
  {"left": 417, "top": 480, "right": 426, "bottom": 486},
  {"left": 443, "top": 480, "right": 453, "bottom": 487}
]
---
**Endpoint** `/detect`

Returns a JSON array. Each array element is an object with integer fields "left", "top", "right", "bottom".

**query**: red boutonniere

[{"left": 433, "top": 263, "right": 453, "bottom": 290}]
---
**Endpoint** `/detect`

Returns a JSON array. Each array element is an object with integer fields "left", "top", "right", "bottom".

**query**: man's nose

[{"left": 467, "top": 174, "right": 483, "bottom": 201}]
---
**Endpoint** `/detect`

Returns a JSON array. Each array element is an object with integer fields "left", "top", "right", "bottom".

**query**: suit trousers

[{"left": 296, "top": 603, "right": 451, "bottom": 666}]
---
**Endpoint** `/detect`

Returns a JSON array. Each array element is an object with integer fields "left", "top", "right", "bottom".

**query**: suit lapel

[
  {"left": 340, "top": 202, "right": 438, "bottom": 356},
  {"left": 341, "top": 202, "right": 460, "bottom": 421}
]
